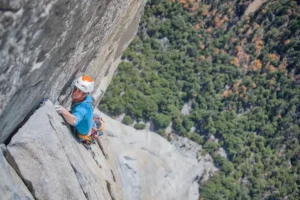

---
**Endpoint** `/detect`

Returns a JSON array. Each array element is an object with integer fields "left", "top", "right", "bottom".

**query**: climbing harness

[{"left": 71, "top": 113, "right": 105, "bottom": 147}]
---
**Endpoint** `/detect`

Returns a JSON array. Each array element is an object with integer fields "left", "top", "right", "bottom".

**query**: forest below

[{"left": 100, "top": 0, "right": 300, "bottom": 199}]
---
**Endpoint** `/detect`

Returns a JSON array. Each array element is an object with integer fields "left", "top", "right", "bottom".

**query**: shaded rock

[
  {"left": 0, "top": 0, "right": 23, "bottom": 12},
  {"left": 100, "top": 111, "right": 217, "bottom": 200},
  {"left": 0, "top": 144, "right": 34, "bottom": 200},
  {"left": 7, "top": 101, "right": 122, "bottom": 200}
]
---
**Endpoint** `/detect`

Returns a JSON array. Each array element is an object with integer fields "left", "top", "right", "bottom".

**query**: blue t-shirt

[{"left": 71, "top": 95, "right": 93, "bottom": 135}]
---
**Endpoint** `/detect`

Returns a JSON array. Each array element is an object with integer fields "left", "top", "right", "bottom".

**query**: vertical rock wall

[{"left": 0, "top": 0, "right": 146, "bottom": 143}]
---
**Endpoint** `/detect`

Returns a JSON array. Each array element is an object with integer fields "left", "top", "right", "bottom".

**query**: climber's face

[{"left": 72, "top": 86, "right": 87, "bottom": 102}]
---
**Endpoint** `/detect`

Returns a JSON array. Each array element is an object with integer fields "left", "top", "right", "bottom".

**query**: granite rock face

[
  {"left": 0, "top": 144, "right": 34, "bottom": 200},
  {"left": 1, "top": 101, "right": 217, "bottom": 200},
  {"left": 0, "top": 0, "right": 146, "bottom": 143},
  {"left": 170, "top": 134, "right": 218, "bottom": 181},
  {"left": 100, "top": 112, "right": 218, "bottom": 200},
  {"left": 6, "top": 101, "right": 122, "bottom": 200}
]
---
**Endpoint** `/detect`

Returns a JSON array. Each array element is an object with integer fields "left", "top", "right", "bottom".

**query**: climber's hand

[{"left": 55, "top": 105, "right": 68, "bottom": 115}]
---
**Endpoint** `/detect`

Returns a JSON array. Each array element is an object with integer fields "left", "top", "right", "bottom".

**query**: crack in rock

[
  {"left": 70, "top": 164, "right": 89, "bottom": 200},
  {"left": 106, "top": 180, "right": 116, "bottom": 200},
  {"left": 141, "top": 147, "right": 159, "bottom": 157},
  {"left": 124, "top": 163, "right": 137, "bottom": 174}
]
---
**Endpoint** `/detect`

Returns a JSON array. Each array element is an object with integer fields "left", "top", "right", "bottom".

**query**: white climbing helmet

[{"left": 74, "top": 75, "right": 94, "bottom": 93}]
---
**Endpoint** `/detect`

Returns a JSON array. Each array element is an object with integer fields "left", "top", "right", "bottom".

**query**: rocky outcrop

[
  {"left": 100, "top": 112, "right": 217, "bottom": 200},
  {"left": 170, "top": 134, "right": 218, "bottom": 181},
  {"left": 0, "top": 100, "right": 218, "bottom": 200},
  {"left": 244, "top": 0, "right": 267, "bottom": 16},
  {"left": 4, "top": 101, "right": 122, "bottom": 200},
  {"left": 0, "top": 100, "right": 217, "bottom": 200},
  {"left": 0, "top": 0, "right": 146, "bottom": 143}
]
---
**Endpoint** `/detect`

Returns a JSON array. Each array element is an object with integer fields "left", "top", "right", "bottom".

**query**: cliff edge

[{"left": 101, "top": 112, "right": 217, "bottom": 200}]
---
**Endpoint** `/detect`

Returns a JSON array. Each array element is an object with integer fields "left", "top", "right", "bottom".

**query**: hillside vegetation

[{"left": 100, "top": 0, "right": 300, "bottom": 199}]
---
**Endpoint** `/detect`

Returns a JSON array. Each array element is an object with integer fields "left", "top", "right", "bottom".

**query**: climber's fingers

[{"left": 55, "top": 105, "right": 67, "bottom": 114}]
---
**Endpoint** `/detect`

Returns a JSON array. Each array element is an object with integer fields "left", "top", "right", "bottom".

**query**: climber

[{"left": 55, "top": 75, "right": 94, "bottom": 145}]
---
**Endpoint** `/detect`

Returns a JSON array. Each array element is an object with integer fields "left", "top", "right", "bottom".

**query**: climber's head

[{"left": 72, "top": 75, "right": 94, "bottom": 102}]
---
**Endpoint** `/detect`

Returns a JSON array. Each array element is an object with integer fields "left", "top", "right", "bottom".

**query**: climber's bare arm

[{"left": 61, "top": 111, "right": 77, "bottom": 125}]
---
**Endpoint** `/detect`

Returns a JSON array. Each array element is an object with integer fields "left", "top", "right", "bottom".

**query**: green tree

[
  {"left": 153, "top": 113, "right": 171, "bottom": 129},
  {"left": 134, "top": 123, "right": 146, "bottom": 130},
  {"left": 122, "top": 116, "right": 133, "bottom": 125}
]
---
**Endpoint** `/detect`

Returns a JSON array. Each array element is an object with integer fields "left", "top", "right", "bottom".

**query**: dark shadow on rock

[
  {"left": 4, "top": 148, "right": 37, "bottom": 199},
  {"left": 106, "top": 180, "right": 116, "bottom": 200},
  {"left": 22, "top": 179, "right": 36, "bottom": 199}
]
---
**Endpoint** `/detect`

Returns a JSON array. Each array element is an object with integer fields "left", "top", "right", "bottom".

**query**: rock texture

[
  {"left": 6, "top": 101, "right": 122, "bottom": 200},
  {"left": 170, "top": 134, "right": 218, "bottom": 181},
  {"left": 0, "top": 144, "right": 34, "bottom": 200},
  {"left": 100, "top": 112, "right": 217, "bottom": 200},
  {"left": 244, "top": 0, "right": 267, "bottom": 16},
  {"left": 0, "top": 0, "right": 146, "bottom": 143}
]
